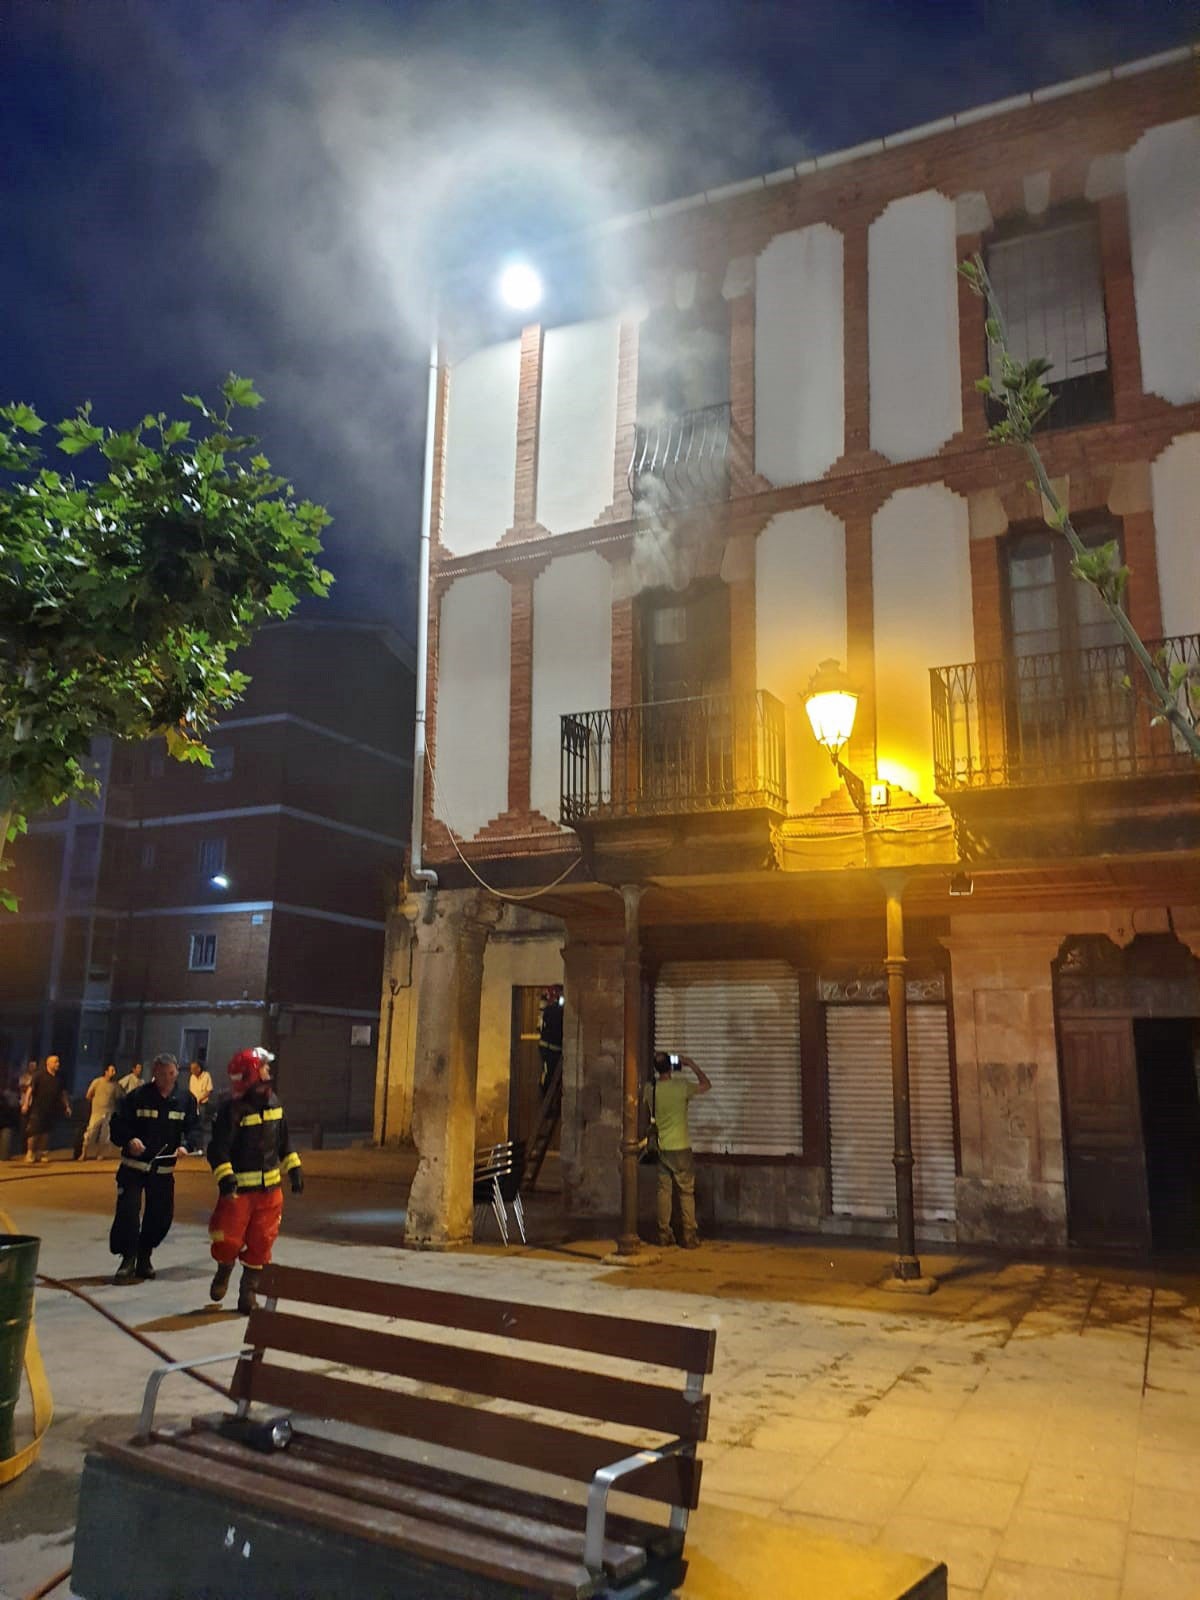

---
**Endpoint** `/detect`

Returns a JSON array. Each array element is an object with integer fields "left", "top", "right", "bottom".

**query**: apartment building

[
  {"left": 379, "top": 50, "right": 1200, "bottom": 1257},
  {"left": 1, "top": 620, "right": 414, "bottom": 1132}
]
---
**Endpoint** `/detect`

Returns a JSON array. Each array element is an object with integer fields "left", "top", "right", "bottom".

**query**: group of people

[{"left": 11, "top": 1045, "right": 303, "bottom": 1316}]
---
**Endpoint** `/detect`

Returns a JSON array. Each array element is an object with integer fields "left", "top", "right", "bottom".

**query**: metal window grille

[
  {"left": 188, "top": 932, "right": 217, "bottom": 971},
  {"left": 987, "top": 217, "right": 1108, "bottom": 384},
  {"left": 197, "top": 837, "right": 226, "bottom": 877}
]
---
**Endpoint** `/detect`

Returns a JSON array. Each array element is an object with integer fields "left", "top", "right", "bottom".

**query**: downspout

[{"left": 409, "top": 326, "right": 440, "bottom": 920}]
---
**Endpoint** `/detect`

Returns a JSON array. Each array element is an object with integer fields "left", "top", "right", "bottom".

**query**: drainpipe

[{"left": 409, "top": 325, "right": 441, "bottom": 919}]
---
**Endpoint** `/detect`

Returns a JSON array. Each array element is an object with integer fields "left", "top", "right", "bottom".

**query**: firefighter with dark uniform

[
  {"left": 207, "top": 1046, "right": 303, "bottom": 1314},
  {"left": 108, "top": 1051, "right": 201, "bottom": 1284}
]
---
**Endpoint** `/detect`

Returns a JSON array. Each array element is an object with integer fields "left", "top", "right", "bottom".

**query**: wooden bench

[{"left": 73, "top": 1261, "right": 716, "bottom": 1600}]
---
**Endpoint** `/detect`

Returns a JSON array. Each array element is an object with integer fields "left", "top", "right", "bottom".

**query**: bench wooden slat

[
  {"left": 98, "top": 1437, "right": 598, "bottom": 1599},
  {"left": 259, "top": 1262, "right": 716, "bottom": 1375},
  {"left": 245, "top": 1307, "right": 710, "bottom": 1441},
  {"left": 235, "top": 1360, "right": 703, "bottom": 1509},
  {"left": 279, "top": 1430, "right": 686, "bottom": 1564},
  {"left": 171, "top": 1428, "right": 648, "bottom": 1582}
]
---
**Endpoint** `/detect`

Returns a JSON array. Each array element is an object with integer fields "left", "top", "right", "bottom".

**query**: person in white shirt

[
  {"left": 188, "top": 1058, "right": 215, "bottom": 1145},
  {"left": 81, "top": 1064, "right": 122, "bottom": 1158},
  {"left": 118, "top": 1062, "right": 144, "bottom": 1097}
]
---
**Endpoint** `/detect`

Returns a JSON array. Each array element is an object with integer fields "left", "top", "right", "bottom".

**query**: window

[
  {"left": 985, "top": 211, "right": 1111, "bottom": 430},
  {"left": 204, "top": 746, "right": 234, "bottom": 783},
  {"left": 140, "top": 840, "right": 157, "bottom": 870},
  {"left": 188, "top": 931, "right": 217, "bottom": 971},
  {"left": 181, "top": 1027, "right": 209, "bottom": 1067},
  {"left": 197, "top": 837, "right": 226, "bottom": 878}
]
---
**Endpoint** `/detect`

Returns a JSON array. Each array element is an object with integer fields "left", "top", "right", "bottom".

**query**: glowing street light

[
  {"left": 497, "top": 260, "right": 543, "bottom": 312},
  {"left": 210, "top": 873, "right": 230, "bottom": 890},
  {"left": 804, "top": 659, "right": 859, "bottom": 755}
]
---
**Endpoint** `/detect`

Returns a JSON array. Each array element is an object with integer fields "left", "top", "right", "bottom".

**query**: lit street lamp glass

[
  {"left": 804, "top": 659, "right": 858, "bottom": 754},
  {"left": 498, "top": 261, "right": 543, "bottom": 312},
  {"left": 210, "top": 873, "right": 230, "bottom": 890}
]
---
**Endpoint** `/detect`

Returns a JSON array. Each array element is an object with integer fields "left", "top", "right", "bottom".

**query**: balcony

[
  {"left": 931, "top": 635, "right": 1200, "bottom": 792},
  {"left": 627, "top": 402, "right": 731, "bottom": 511},
  {"left": 561, "top": 690, "right": 786, "bottom": 826}
]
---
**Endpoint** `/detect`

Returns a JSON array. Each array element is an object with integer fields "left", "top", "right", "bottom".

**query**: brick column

[
  {"left": 842, "top": 222, "right": 872, "bottom": 462},
  {"left": 605, "top": 319, "right": 639, "bottom": 523},
  {"left": 505, "top": 570, "right": 534, "bottom": 815},
  {"left": 1098, "top": 195, "right": 1144, "bottom": 423},
  {"left": 956, "top": 231, "right": 989, "bottom": 443},
  {"left": 506, "top": 323, "right": 546, "bottom": 539},
  {"left": 728, "top": 290, "right": 756, "bottom": 494},
  {"left": 844, "top": 507, "right": 877, "bottom": 779},
  {"left": 560, "top": 921, "right": 626, "bottom": 1220}
]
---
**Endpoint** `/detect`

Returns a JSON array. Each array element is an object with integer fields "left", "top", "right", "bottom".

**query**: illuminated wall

[
  {"left": 872, "top": 484, "right": 973, "bottom": 798},
  {"left": 440, "top": 339, "right": 521, "bottom": 556},
  {"left": 433, "top": 571, "right": 511, "bottom": 837},
  {"left": 1127, "top": 117, "right": 1200, "bottom": 407},
  {"left": 1152, "top": 432, "right": 1200, "bottom": 637},
  {"left": 530, "top": 552, "right": 613, "bottom": 823},
  {"left": 869, "top": 191, "right": 962, "bottom": 463},
  {"left": 755, "top": 508, "right": 847, "bottom": 813},
  {"left": 755, "top": 223, "right": 844, "bottom": 484},
  {"left": 537, "top": 317, "right": 621, "bottom": 534}
]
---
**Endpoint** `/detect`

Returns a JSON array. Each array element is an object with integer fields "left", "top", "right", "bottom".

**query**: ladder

[{"left": 521, "top": 1059, "right": 562, "bottom": 1193}]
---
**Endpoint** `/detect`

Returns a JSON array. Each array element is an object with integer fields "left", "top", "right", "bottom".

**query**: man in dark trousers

[
  {"left": 538, "top": 985, "right": 564, "bottom": 1097},
  {"left": 23, "top": 1055, "right": 71, "bottom": 1162},
  {"left": 108, "top": 1052, "right": 200, "bottom": 1284},
  {"left": 207, "top": 1046, "right": 303, "bottom": 1315}
]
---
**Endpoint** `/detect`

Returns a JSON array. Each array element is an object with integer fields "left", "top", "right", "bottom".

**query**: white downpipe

[{"left": 409, "top": 328, "right": 440, "bottom": 901}]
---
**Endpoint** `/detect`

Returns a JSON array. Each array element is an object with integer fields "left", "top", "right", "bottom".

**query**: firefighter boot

[
  {"left": 209, "top": 1261, "right": 234, "bottom": 1302},
  {"left": 113, "top": 1255, "right": 138, "bottom": 1285},
  {"left": 237, "top": 1264, "right": 263, "bottom": 1315},
  {"left": 135, "top": 1254, "right": 156, "bottom": 1280}
]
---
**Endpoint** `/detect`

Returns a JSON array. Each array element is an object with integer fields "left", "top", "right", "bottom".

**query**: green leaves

[
  {"left": 2, "top": 402, "right": 44, "bottom": 435},
  {"left": 221, "top": 375, "right": 264, "bottom": 410}
]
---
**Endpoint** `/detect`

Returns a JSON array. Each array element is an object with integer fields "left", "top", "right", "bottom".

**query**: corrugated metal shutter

[
  {"left": 826, "top": 1006, "right": 956, "bottom": 1222},
  {"left": 654, "top": 961, "right": 802, "bottom": 1156}
]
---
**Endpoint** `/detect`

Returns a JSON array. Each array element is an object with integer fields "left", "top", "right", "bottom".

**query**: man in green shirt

[{"left": 645, "top": 1051, "right": 711, "bottom": 1248}]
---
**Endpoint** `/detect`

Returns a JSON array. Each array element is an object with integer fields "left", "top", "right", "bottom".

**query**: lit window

[
  {"left": 197, "top": 837, "right": 226, "bottom": 878},
  {"left": 188, "top": 932, "right": 217, "bottom": 971},
  {"left": 985, "top": 212, "right": 1111, "bottom": 430},
  {"left": 204, "top": 747, "right": 235, "bottom": 783}
]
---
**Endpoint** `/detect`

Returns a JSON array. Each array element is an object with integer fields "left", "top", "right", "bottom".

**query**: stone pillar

[
  {"left": 374, "top": 898, "right": 419, "bottom": 1146},
  {"left": 560, "top": 922, "right": 625, "bottom": 1220},
  {"left": 942, "top": 915, "right": 1069, "bottom": 1248},
  {"left": 404, "top": 890, "right": 503, "bottom": 1248}
]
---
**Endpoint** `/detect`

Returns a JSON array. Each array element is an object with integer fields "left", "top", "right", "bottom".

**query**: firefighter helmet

[{"left": 227, "top": 1047, "right": 274, "bottom": 1096}]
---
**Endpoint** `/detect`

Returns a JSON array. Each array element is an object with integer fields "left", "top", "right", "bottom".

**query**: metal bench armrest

[
  {"left": 136, "top": 1348, "right": 249, "bottom": 1442},
  {"left": 584, "top": 1436, "right": 694, "bottom": 1574}
]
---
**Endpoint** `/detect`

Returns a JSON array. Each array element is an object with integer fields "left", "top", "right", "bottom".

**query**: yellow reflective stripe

[
  {"left": 166, "top": 1110, "right": 185, "bottom": 1120},
  {"left": 261, "top": 1107, "right": 283, "bottom": 1122},
  {"left": 120, "top": 1157, "right": 152, "bottom": 1173},
  {"left": 240, "top": 1112, "right": 263, "bottom": 1127},
  {"left": 263, "top": 1168, "right": 281, "bottom": 1185},
  {"left": 213, "top": 1162, "right": 234, "bottom": 1182},
  {"left": 136, "top": 1109, "right": 159, "bottom": 1119},
  {"left": 208, "top": 1231, "right": 224, "bottom": 1242},
  {"left": 280, "top": 1152, "right": 301, "bottom": 1173},
  {"left": 234, "top": 1170, "right": 263, "bottom": 1187}
]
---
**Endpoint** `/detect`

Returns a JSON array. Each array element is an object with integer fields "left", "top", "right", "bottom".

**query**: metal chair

[{"left": 472, "top": 1141, "right": 528, "bottom": 1245}]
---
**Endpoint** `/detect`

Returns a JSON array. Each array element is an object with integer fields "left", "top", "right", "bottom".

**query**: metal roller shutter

[
  {"left": 826, "top": 1006, "right": 956, "bottom": 1222},
  {"left": 654, "top": 961, "right": 803, "bottom": 1156}
]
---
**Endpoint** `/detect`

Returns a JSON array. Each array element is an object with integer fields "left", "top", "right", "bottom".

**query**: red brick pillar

[
  {"left": 508, "top": 323, "right": 545, "bottom": 538},
  {"left": 504, "top": 570, "right": 535, "bottom": 816},
  {"left": 1098, "top": 195, "right": 1145, "bottom": 422},
  {"left": 1122, "top": 508, "right": 1163, "bottom": 643},
  {"left": 844, "top": 506, "right": 877, "bottom": 779},
  {"left": 956, "top": 231, "right": 988, "bottom": 443},
  {"left": 608, "top": 320, "right": 639, "bottom": 523},
  {"left": 842, "top": 222, "right": 872, "bottom": 464},
  {"left": 728, "top": 290, "right": 756, "bottom": 494}
]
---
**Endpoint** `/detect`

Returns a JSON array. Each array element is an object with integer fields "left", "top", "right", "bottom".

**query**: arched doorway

[{"left": 1055, "top": 933, "right": 1200, "bottom": 1252}]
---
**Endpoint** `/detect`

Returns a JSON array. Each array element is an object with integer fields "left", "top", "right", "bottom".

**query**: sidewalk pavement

[{"left": 2, "top": 1165, "right": 1199, "bottom": 1600}]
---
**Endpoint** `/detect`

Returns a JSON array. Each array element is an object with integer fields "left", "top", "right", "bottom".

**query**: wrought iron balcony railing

[
  {"left": 627, "top": 402, "right": 731, "bottom": 510},
  {"left": 931, "top": 634, "right": 1200, "bottom": 792},
  {"left": 561, "top": 689, "right": 787, "bottom": 825}
]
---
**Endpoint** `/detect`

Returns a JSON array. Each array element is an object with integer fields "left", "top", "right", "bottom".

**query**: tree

[
  {"left": 0, "top": 376, "right": 333, "bottom": 904},
  {"left": 960, "top": 254, "right": 1199, "bottom": 762}
]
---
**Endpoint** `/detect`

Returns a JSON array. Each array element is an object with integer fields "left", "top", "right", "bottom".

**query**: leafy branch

[{"left": 959, "top": 254, "right": 1200, "bottom": 761}]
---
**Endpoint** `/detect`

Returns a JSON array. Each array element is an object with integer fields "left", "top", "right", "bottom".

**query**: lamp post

[{"left": 803, "top": 661, "right": 934, "bottom": 1292}]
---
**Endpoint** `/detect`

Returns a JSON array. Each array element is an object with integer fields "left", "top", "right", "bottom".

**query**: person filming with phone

[{"left": 645, "top": 1050, "right": 711, "bottom": 1249}]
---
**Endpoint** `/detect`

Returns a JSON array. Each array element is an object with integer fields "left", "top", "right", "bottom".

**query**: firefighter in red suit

[{"left": 207, "top": 1047, "right": 303, "bottom": 1314}]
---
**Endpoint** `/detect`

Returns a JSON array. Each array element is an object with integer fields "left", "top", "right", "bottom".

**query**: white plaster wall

[
  {"left": 537, "top": 318, "right": 620, "bottom": 534},
  {"left": 869, "top": 192, "right": 962, "bottom": 463},
  {"left": 755, "top": 508, "right": 847, "bottom": 813},
  {"left": 1151, "top": 432, "right": 1200, "bottom": 638},
  {"left": 530, "top": 552, "right": 612, "bottom": 824},
  {"left": 1127, "top": 118, "right": 1200, "bottom": 406},
  {"left": 755, "top": 224, "right": 844, "bottom": 484},
  {"left": 873, "top": 485, "right": 973, "bottom": 798},
  {"left": 434, "top": 571, "right": 510, "bottom": 838},
  {"left": 441, "top": 339, "right": 521, "bottom": 555}
]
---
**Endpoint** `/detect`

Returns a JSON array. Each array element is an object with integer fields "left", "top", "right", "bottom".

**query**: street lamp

[
  {"left": 210, "top": 873, "right": 230, "bottom": 890},
  {"left": 803, "top": 659, "right": 934, "bottom": 1293}
]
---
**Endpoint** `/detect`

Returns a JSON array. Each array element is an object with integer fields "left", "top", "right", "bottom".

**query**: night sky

[{"left": 2, "top": 0, "right": 1192, "bottom": 638}]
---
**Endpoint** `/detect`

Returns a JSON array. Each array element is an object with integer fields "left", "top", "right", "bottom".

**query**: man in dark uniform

[
  {"left": 538, "top": 985, "right": 564, "bottom": 1098},
  {"left": 108, "top": 1052, "right": 200, "bottom": 1284}
]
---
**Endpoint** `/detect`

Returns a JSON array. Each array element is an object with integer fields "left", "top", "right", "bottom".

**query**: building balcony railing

[
  {"left": 931, "top": 634, "right": 1200, "bottom": 792},
  {"left": 627, "top": 402, "right": 731, "bottom": 511},
  {"left": 561, "top": 690, "right": 787, "bottom": 825}
]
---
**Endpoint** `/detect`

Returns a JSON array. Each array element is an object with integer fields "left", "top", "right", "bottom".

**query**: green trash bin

[{"left": 0, "top": 1234, "right": 39, "bottom": 1461}]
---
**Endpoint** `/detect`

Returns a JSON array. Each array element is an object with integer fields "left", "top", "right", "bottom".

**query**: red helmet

[{"left": 227, "top": 1047, "right": 274, "bottom": 1097}]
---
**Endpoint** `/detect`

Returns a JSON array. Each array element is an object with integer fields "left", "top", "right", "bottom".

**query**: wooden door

[
  {"left": 1059, "top": 1017, "right": 1150, "bottom": 1251},
  {"left": 507, "top": 987, "right": 545, "bottom": 1145}
]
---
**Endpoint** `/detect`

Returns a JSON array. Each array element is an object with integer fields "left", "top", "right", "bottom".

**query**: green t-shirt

[{"left": 645, "top": 1075, "right": 698, "bottom": 1151}]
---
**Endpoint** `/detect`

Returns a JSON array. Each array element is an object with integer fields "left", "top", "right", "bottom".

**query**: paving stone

[
  {"left": 1020, "top": 1462, "right": 1134, "bottom": 1522},
  {"left": 982, "top": 1562, "right": 1120, "bottom": 1599},
  {"left": 878, "top": 1514, "right": 1002, "bottom": 1591},
  {"left": 900, "top": 1469, "right": 1022, "bottom": 1530},
  {"left": 1121, "top": 1532, "right": 1200, "bottom": 1600},
  {"left": 782, "top": 1464, "right": 912, "bottom": 1524},
  {"left": 933, "top": 1428, "right": 1037, "bottom": 1484},
  {"left": 823, "top": 1429, "right": 935, "bottom": 1479},
  {"left": 999, "top": 1509, "right": 1127, "bottom": 1579},
  {"left": 1128, "top": 1483, "right": 1200, "bottom": 1541},
  {"left": 700, "top": 1444, "right": 817, "bottom": 1505},
  {"left": 1132, "top": 1446, "right": 1200, "bottom": 1494}
]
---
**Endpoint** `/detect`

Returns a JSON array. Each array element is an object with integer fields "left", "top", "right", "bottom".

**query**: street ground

[{"left": 1, "top": 1150, "right": 1199, "bottom": 1600}]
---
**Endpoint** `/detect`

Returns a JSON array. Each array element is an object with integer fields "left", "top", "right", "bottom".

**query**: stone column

[
  {"left": 404, "top": 890, "right": 503, "bottom": 1248},
  {"left": 560, "top": 921, "right": 625, "bottom": 1221},
  {"left": 942, "top": 915, "right": 1069, "bottom": 1248}
]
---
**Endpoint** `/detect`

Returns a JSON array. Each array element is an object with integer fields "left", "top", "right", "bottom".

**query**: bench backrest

[{"left": 237, "top": 1263, "right": 714, "bottom": 1511}]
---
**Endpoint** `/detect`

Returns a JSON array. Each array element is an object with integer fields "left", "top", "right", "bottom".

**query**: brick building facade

[
  {"left": 379, "top": 51, "right": 1200, "bottom": 1255},
  {"left": 2, "top": 620, "right": 414, "bottom": 1133}
]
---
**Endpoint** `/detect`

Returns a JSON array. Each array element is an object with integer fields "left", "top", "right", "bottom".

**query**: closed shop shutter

[
  {"left": 826, "top": 1006, "right": 956, "bottom": 1221},
  {"left": 654, "top": 961, "right": 803, "bottom": 1156}
]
